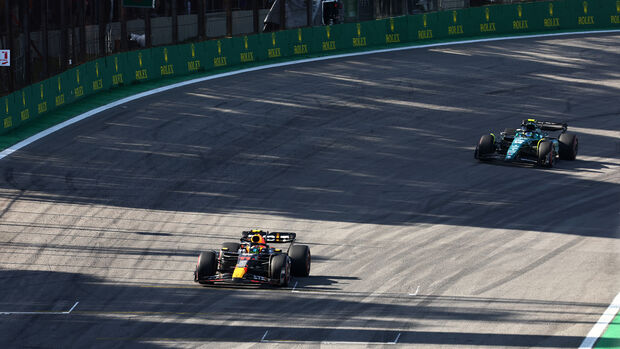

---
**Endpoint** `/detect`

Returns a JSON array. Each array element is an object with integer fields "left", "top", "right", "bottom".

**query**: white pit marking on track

[
  {"left": 579, "top": 291, "right": 620, "bottom": 349},
  {"left": 409, "top": 285, "right": 420, "bottom": 296},
  {"left": 1, "top": 29, "right": 619, "bottom": 161},
  {"left": 291, "top": 281, "right": 299, "bottom": 292},
  {"left": 260, "top": 330, "right": 269, "bottom": 342},
  {"left": 0, "top": 300, "right": 79, "bottom": 315}
]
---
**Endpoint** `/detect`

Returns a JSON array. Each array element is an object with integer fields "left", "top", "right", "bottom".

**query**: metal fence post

[
  {"left": 226, "top": 0, "right": 232, "bottom": 36},
  {"left": 120, "top": 1, "right": 127, "bottom": 51},
  {"left": 253, "top": 0, "right": 260, "bottom": 34},
  {"left": 145, "top": 7, "right": 152, "bottom": 47},
  {"left": 172, "top": 0, "right": 178, "bottom": 44},
  {"left": 198, "top": 0, "right": 206, "bottom": 39},
  {"left": 42, "top": 0, "right": 49, "bottom": 78},
  {"left": 306, "top": 0, "right": 312, "bottom": 26},
  {"left": 279, "top": 0, "right": 286, "bottom": 29},
  {"left": 98, "top": 0, "right": 106, "bottom": 57}
]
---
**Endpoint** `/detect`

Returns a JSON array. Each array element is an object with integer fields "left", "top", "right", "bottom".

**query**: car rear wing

[
  {"left": 241, "top": 230, "right": 296, "bottom": 243},
  {"left": 537, "top": 121, "right": 567, "bottom": 132}
]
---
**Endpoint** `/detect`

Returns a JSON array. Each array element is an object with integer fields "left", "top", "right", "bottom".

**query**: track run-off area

[{"left": 0, "top": 32, "right": 619, "bottom": 348}]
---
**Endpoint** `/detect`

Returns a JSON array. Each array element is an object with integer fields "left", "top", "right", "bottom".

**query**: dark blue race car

[{"left": 474, "top": 119, "right": 578, "bottom": 167}]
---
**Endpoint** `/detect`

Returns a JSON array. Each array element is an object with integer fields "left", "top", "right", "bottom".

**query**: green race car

[{"left": 474, "top": 119, "right": 578, "bottom": 167}]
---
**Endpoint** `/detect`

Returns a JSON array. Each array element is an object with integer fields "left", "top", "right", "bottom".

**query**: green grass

[{"left": 595, "top": 311, "right": 620, "bottom": 349}]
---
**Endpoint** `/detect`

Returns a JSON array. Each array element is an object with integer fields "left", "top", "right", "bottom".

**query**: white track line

[
  {"left": 260, "top": 330, "right": 269, "bottom": 342},
  {"left": 0, "top": 301, "right": 79, "bottom": 315},
  {"left": 1, "top": 29, "right": 619, "bottom": 161},
  {"left": 409, "top": 285, "right": 420, "bottom": 296},
  {"left": 291, "top": 281, "right": 298, "bottom": 292},
  {"left": 579, "top": 292, "right": 620, "bottom": 349}
]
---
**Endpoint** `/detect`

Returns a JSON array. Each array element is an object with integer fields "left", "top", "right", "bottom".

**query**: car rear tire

[
  {"left": 475, "top": 134, "right": 494, "bottom": 160},
  {"left": 290, "top": 245, "right": 311, "bottom": 277},
  {"left": 196, "top": 251, "right": 217, "bottom": 282},
  {"left": 559, "top": 133, "right": 578, "bottom": 160},
  {"left": 221, "top": 242, "right": 240, "bottom": 252},
  {"left": 537, "top": 141, "right": 554, "bottom": 168},
  {"left": 269, "top": 254, "right": 290, "bottom": 287}
]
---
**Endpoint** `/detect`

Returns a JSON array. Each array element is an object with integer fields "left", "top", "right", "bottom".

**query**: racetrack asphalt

[{"left": 0, "top": 32, "right": 618, "bottom": 348}]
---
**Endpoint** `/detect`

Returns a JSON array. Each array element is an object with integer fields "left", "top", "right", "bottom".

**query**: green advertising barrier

[
  {"left": 408, "top": 12, "right": 439, "bottom": 42},
  {"left": 125, "top": 49, "right": 155, "bottom": 85},
  {"left": 312, "top": 25, "right": 343, "bottom": 53},
  {"left": 288, "top": 27, "right": 313, "bottom": 57},
  {"left": 384, "top": 16, "right": 408, "bottom": 45},
  {"left": 469, "top": 5, "right": 505, "bottom": 36},
  {"left": 151, "top": 46, "right": 180, "bottom": 79},
  {"left": 1, "top": 92, "right": 16, "bottom": 132},
  {"left": 258, "top": 31, "right": 292, "bottom": 61},
  {"left": 341, "top": 20, "right": 385, "bottom": 50},
  {"left": 106, "top": 54, "right": 128, "bottom": 88},
  {"left": 567, "top": 0, "right": 604, "bottom": 29},
  {"left": 204, "top": 38, "right": 234, "bottom": 70},
  {"left": 231, "top": 35, "right": 261, "bottom": 65},
  {"left": 3, "top": 0, "right": 620, "bottom": 137},
  {"left": 13, "top": 87, "right": 35, "bottom": 128},
  {"left": 437, "top": 9, "right": 471, "bottom": 39},
  {"left": 33, "top": 79, "right": 54, "bottom": 118},
  {"left": 83, "top": 58, "right": 110, "bottom": 96},
  {"left": 49, "top": 72, "right": 72, "bottom": 111},
  {"left": 176, "top": 42, "right": 207, "bottom": 75}
]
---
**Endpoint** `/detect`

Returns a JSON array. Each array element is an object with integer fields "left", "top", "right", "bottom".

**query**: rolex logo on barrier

[
  {"left": 38, "top": 84, "right": 47, "bottom": 114},
  {"left": 93, "top": 62, "right": 103, "bottom": 91},
  {"left": 544, "top": 2, "right": 559, "bottom": 27},
  {"left": 161, "top": 47, "right": 173, "bottom": 76},
  {"left": 294, "top": 29, "right": 308, "bottom": 54},
  {"left": 353, "top": 23, "right": 366, "bottom": 47},
  {"left": 481, "top": 7, "right": 496, "bottom": 33},
  {"left": 386, "top": 18, "right": 400, "bottom": 43},
  {"left": 613, "top": 1, "right": 620, "bottom": 24},
  {"left": 136, "top": 52, "right": 148, "bottom": 80},
  {"left": 113, "top": 57, "right": 123, "bottom": 85},
  {"left": 55, "top": 77, "right": 64, "bottom": 107},
  {"left": 419, "top": 14, "right": 432, "bottom": 39},
  {"left": 268, "top": 32, "right": 281, "bottom": 58},
  {"left": 21, "top": 91, "right": 29, "bottom": 121},
  {"left": 214, "top": 40, "right": 227, "bottom": 67},
  {"left": 514, "top": 4, "right": 529, "bottom": 30},
  {"left": 240, "top": 36, "right": 254, "bottom": 63},
  {"left": 578, "top": 0, "right": 594, "bottom": 25},
  {"left": 448, "top": 11, "right": 464, "bottom": 35},
  {"left": 322, "top": 26, "right": 336, "bottom": 51},
  {"left": 74, "top": 69, "right": 84, "bottom": 97},
  {"left": 188, "top": 43, "right": 201, "bottom": 72}
]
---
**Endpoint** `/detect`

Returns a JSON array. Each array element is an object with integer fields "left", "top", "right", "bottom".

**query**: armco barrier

[{"left": 2, "top": 0, "right": 619, "bottom": 136}]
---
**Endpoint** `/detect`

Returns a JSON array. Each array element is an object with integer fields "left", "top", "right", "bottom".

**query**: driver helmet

[
  {"left": 251, "top": 234, "right": 266, "bottom": 245},
  {"left": 521, "top": 119, "right": 537, "bottom": 132},
  {"left": 249, "top": 245, "right": 263, "bottom": 254}
]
